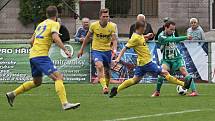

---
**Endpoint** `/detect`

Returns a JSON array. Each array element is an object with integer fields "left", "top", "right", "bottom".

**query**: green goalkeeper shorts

[{"left": 161, "top": 58, "right": 185, "bottom": 72}]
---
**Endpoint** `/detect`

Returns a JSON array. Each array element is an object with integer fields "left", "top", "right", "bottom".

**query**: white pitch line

[{"left": 103, "top": 109, "right": 212, "bottom": 121}]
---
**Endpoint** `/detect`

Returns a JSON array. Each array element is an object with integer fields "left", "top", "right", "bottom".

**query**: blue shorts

[
  {"left": 91, "top": 50, "right": 112, "bottom": 67},
  {"left": 134, "top": 62, "right": 162, "bottom": 77},
  {"left": 30, "top": 56, "right": 57, "bottom": 77}
]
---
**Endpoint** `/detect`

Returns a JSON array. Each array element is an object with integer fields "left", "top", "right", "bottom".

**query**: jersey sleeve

[
  {"left": 51, "top": 22, "right": 60, "bottom": 34},
  {"left": 125, "top": 36, "right": 138, "bottom": 48},
  {"left": 89, "top": 24, "right": 94, "bottom": 33},
  {"left": 111, "top": 24, "right": 116, "bottom": 34},
  {"left": 158, "top": 34, "right": 187, "bottom": 44}
]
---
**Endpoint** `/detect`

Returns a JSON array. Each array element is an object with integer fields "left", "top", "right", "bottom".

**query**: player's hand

[
  {"left": 147, "top": 33, "right": 154, "bottom": 39},
  {"left": 64, "top": 49, "right": 71, "bottom": 59},
  {"left": 112, "top": 49, "right": 117, "bottom": 59},
  {"left": 80, "top": 37, "right": 84, "bottom": 42},
  {"left": 187, "top": 35, "right": 192, "bottom": 40},
  {"left": 112, "top": 58, "right": 120, "bottom": 64},
  {"left": 77, "top": 49, "right": 83, "bottom": 58}
]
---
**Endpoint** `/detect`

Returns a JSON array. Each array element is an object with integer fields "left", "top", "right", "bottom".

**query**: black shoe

[
  {"left": 6, "top": 92, "right": 15, "bottom": 107},
  {"left": 183, "top": 77, "right": 193, "bottom": 89},
  {"left": 109, "top": 87, "right": 118, "bottom": 98}
]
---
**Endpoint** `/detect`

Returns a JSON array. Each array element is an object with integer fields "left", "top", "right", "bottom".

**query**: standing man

[
  {"left": 6, "top": 6, "right": 80, "bottom": 110},
  {"left": 78, "top": 8, "right": 117, "bottom": 94},
  {"left": 151, "top": 21, "right": 198, "bottom": 97},
  {"left": 129, "top": 14, "right": 154, "bottom": 40},
  {"left": 74, "top": 17, "right": 90, "bottom": 43}
]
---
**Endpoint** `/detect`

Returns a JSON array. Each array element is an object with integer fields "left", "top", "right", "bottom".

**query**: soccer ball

[{"left": 176, "top": 85, "right": 187, "bottom": 95}]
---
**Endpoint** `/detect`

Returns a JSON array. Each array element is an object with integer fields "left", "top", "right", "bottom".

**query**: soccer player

[
  {"left": 6, "top": 6, "right": 80, "bottom": 110},
  {"left": 77, "top": 8, "right": 117, "bottom": 94},
  {"left": 109, "top": 21, "right": 192, "bottom": 98},
  {"left": 151, "top": 21, "right": 198, "bottom": 97}
]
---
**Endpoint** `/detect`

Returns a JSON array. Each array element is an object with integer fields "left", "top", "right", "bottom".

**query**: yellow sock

[
  {"left": 117, "top": 78, "right": 136, "bottom": 92},
  {"left": 14, "top": 81, "right": 36, "bottom": 96},
  {"left": 55, "top": 80, "right": 68, "bottom": 104},
  {"left": 99, "top": 78, "right": 107, "bottom": 88},
  {"left": 105, "top": 78, "right": 110, "bottom": 87},
  {"left": 165, "top": 74, "right": 184, "bottom": 86}
]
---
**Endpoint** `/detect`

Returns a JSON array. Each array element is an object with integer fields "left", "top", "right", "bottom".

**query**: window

[{"left": 79, "top": 1, "right": 101, "bottom": 19}]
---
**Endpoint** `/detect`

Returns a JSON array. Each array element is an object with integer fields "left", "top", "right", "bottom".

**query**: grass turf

[{"left": 0, "top": 84, "right": 215, "bottom": 121}]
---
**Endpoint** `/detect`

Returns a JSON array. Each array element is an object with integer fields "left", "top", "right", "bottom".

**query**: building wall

[
  {"left": 111, "top": 17, "right": 159, "bottom": 36},
  {"left": 0, "top": 0, "right": 211, "bottom": 38},
  {"left": 159, "top": 0, "right": 210, "bottom": 32},
  {"left": 0, "top": 0, "right": 33, "bottom": 34}
]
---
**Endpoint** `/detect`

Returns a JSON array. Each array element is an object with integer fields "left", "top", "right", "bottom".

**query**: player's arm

[
  {"left": 51, "top": 22, "right": 71, "bottom": 58},
  {"left": 144, "top": 33, "right": 154, "bottom": 41},
  {"left": 77, "top": 31, "right": 92, "bottom": 58},
  {"left": 115, "top": 47, "right": 127, "bottom": 62},
  {"left": 30, "top": 33, "right": 35, "bottom": 47},
  {"left": 112, "top": 34, "right": 117, "bottom": 55},
  {"left": 115, "top": 37, "right": 136, "bottom": 62},
  {"left": 52, "top": 33, "right": 71, "bottom": 58},
  {"left": 158, "top": 35, "right": 191, "bottom": 44}
]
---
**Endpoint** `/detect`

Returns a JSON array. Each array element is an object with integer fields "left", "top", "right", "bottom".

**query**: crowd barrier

[{"left": 0, "top": 39, "right": 214, "bottom": 83}]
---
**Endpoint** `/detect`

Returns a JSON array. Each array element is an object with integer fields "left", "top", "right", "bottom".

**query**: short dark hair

[
  {"left": 164, "top": 21, "right": 176, "bottom": 28},
  {"left": 99, "top": 8, "right": 109, "bottom": 16},
  {"left": 135, "top": 21, "right": 145, "bottom": 30},
  {"left": 46, "top": 6, "right": 58, "bottom": 18}
]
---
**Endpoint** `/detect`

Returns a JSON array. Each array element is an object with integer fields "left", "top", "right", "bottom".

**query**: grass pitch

[{"left": 0, "top": 84, "right": 215, "bottom": 121}]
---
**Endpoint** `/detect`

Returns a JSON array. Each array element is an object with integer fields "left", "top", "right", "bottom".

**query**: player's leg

[
  {"left": 35, "top": 56, "right": 79, "bottom": 110},
  {"left": 6, "top": 77, "right": 42, "bottom": 107},
  {"left": 152, "top": 62, "right": 170, "bottom": 97},
  {"left": 49, "top": 71, "right": 80, "bottom": 110},
  {"left": 103, "top": 50, "right": 112, "bottom": 92},
  {"left": 92, "top": 50, "right": 110, "bottom": 93},
  {"left": 6, "top": 59, "right": 43, "bottom": 107},
  {"left": 151, "top": 76, "right": 165, "bottom": 97},
  {"left": 109, "top": 76, "right": 142, "bottom": 98},
  {"left": 160, "top": 69, "right": 191, "bottom": 89},
  {"left": 146, "top": 61, "right": 191, "bottom": 89},
  {"left": 95, "top": 61, "right": 108, "bottom": 93},
  {"left": 104, "top": 67, "right": 111, "bottom": 88},
  {"left": 109, "top": 66, "right": 144, "bottom": 98},
  {"left": 179, "top": 66, "right": 198, "bottom": 96},
  {"left": 173, "top": 58, "right": 198, "bottom": 96}
]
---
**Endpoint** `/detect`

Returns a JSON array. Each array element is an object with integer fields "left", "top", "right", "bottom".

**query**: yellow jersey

[
  {"left": 89, "top": 21, "right": 116, "bottom": 51},
  {"left": 29, "top": 19, "right": 60, "bottom": 59},
  {"left": 126, "top": 33, "right": 152, "bottom": 66}
]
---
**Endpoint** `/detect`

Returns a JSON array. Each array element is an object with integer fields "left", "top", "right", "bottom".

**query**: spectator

[
  {"left": 129, "top": 14, "right": 154, "bottom": 40},
  {"left": 155, "top": 17, "right": 179, "bottom": 40},
  {"left": 57, "top": 18, "right": 70, "bottom": 42},
  {"left": 187, "top": 18, "right": 205, "bottom": 40},
  {"left": 74, "top": 17, "right": 90, "bottom": 43}
]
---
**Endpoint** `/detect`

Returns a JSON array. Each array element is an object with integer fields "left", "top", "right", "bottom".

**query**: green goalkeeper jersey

[{"left": 158, "top": 31, "right": 187, "bottom": 60}]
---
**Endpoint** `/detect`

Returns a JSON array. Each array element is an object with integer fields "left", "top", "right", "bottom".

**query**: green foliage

[{"left": 18, "top": 0, "right": 76, "bottom": 25}]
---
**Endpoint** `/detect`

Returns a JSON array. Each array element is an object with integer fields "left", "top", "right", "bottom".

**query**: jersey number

[{"left": 36, "top": 25, "right": 46, "bottom": 39}]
